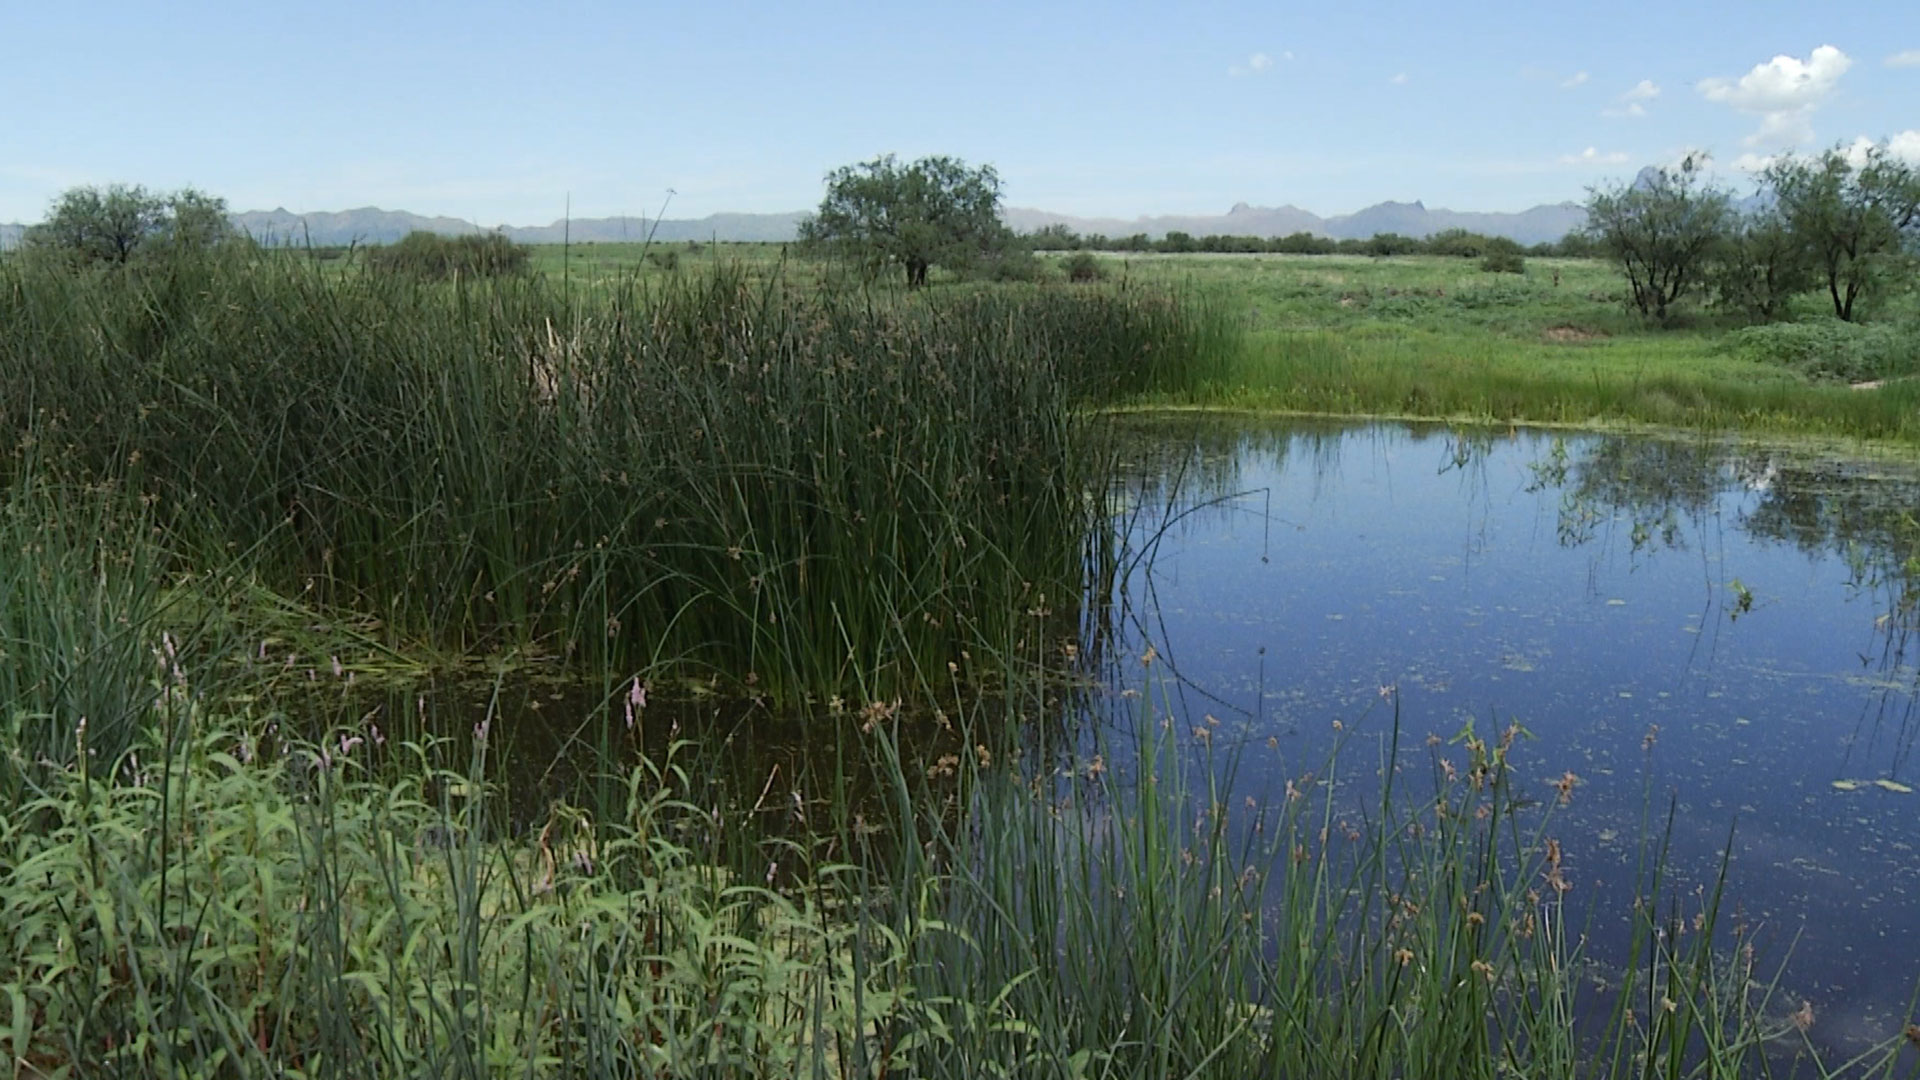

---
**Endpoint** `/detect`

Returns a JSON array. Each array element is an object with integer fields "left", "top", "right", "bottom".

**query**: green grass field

[{"left": 516, "top": 243, "right": 1920, "bottom": 446}]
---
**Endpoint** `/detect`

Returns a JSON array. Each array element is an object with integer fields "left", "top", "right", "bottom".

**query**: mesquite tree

[
  {"left": 800, "top": 155, "right": 1012, "bottom": 288},
  {"left": 1764, "top": 143, "right": 1920, "bottom": 321},
  {"left": 1584, "top": 156, "right": 1732, "bottom": 321}
]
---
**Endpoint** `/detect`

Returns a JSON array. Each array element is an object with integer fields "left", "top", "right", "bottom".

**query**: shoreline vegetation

[
  {"left": 3, "top": 239, "right": 1919, "bottom": 1076},
  {"left": 525, "top": 242, "right": 1920, "bottom": 450}
]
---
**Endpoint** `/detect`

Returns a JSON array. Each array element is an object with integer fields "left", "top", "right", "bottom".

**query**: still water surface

[{"left": 1104, "top": 414, "right": 1920, "bottom": 1050}]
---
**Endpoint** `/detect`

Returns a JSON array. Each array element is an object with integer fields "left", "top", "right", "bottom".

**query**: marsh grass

[
  {"left": 872, "top": 681, "right": 1920, "bottom": 1079},
  {"left": 0, "top": 709, "right": 918, "bottom": 1078},
  {"left": 6, "top": 668, "right": 1913, "bottom": 1078},
  {"left": 0, "top": 467, "right": 176, "bottom": 800},
  {"left": 1176, "top": 328, "right": 1920, "bottom": 442},
  {"left": 0, "top": 252, "right": 1230, "bottom": 704}
]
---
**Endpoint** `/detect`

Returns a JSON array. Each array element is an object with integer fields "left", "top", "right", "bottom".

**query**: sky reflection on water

[{"left": 1104, "top": 415, "right": 1920, "bottom": 1049}]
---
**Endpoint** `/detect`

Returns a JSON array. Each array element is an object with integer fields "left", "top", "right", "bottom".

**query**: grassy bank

[
  {"left": 1078, "top": 252, "right": 1920, "bottom": 444},
  {"left": 510, "top": 245, "right": 1920, "bottom": 445}
]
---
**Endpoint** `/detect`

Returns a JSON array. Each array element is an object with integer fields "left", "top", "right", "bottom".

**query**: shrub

[
  {"left": 1064, "top": 251, "right": 1106, "bottom": 283},
  {"left": 978, "top": 250, "right": 1050, "bottom": 282},
  {"left": 1721, "top": 318, "right": 1919, "bottom": 383},
  {"left": 367, "top": 231, "right": 530, "bottom": 280},
  {"left": 1481, "top": 249, "right": 1527, "bottom": 274}
]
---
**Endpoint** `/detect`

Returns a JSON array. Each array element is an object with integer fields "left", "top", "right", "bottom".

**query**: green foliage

[
  {"left": 0, "top": 254, "right": 1231, "bottom": 702},
  {"left": 1710, "top": 211, "right": 1813, "bottom": 322},
  {"left": 1721, "top": 318, "right": 1919, "bottom": 384},
  {"left": 1272, "top": 231, "right": 1337, "bottom": 255},
  {"left": 976, "top": 249, "right": 1050, "bottom": 282},
  {"left": 799, "top": 154, "right": 1013, "bottom": 287},
  {"left": 1584, "top": 156, "right": 1733, "bottom": 320},
  {"left": 0, "top": 717, "right": 908, "bottom": 1077},
  {"left": 24, "top": 184, "right": 241, "bottom": 265},
  {"left": 1025, "top": 223, "right": 1083, "bottom": 250},
  {"left": 1063, "top": 251, "right": 1106, "bottom": 282},
  {"left": 1765, "top": 142, "right": 1920, "bottom": 321},
  {"left": 1365, "top": 232, "right": 1423, "bottom": 256},
  {"left": 367, "top": 230, "right": 531, "bottom": 280},
  {"left": 0, "top": 474, "right": 173, "bottom": 801},
  {"left": 1428, "top": 228, "right": 1497, "bottom": 258},
  {"left": 1479, "top": 237, "right": 1526, "bottom": 274}
]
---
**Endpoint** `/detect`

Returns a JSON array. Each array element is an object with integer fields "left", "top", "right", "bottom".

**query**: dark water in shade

[{"left": 1100, "top": 414, "right": 1920, "bottom": 1051}]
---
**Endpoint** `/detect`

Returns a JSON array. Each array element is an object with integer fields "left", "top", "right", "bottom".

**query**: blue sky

[{"left": 3, "top": 1, "right": 1916, "bottom": 225}]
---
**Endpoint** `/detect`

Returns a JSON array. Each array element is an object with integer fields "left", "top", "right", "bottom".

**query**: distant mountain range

[
  {"left": 229, "top": 207, "right": 813, "bottom": 247},
  {"left": 1003, "top": 200, "right": 1588, "bottom": 246},
  {"left": 0, "top": 198, "right": 1590, "bottom": 250}
]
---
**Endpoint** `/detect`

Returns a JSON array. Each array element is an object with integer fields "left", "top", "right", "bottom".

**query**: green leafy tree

[
  {"left": 1158, "top": 231, "right": 1197, "bottom": 253},
  {"left": 1479, "top": 237, "right": 1526, "bottom": 274},
  {"left": 1710, "top": 210, "right": 1812, "bottom": 322},
  {"left": 25, "top": 184, "right": 240, "bottom": 264},
  {"left": 1584, "top": 156, "right": 1732, "bottom": 320},
  {"left": 1026, "top": 223, "right": 1083, "bottom": 250},
  {"left": 1365, "top": 232, "right": 1422, "bottom": 256},
  {"left": 799, "top": 154, "right": 1012, "bottom": 287},
  {"left": 1764, "top": 143, "right": 1920, "bottom": 321}
]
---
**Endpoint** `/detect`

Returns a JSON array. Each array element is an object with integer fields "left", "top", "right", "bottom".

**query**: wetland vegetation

[{"left": 2, "top": 177, "right": 1919, "bottom": 1076}]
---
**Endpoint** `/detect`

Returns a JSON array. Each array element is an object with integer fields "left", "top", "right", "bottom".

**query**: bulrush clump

[{"left": 0, "top": 252, "right": 1235, "bottom": 708}]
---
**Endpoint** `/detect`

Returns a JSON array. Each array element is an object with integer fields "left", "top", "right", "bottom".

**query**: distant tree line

[
  {"left": 1021, "top": 223, "right": 1601, "bottom": 261},
  {"left": 11, "top": 186, "right": 536, "bottom": 283},
  {"left": 1583, "top": 141, "right": 1920, "bottom": 323}
]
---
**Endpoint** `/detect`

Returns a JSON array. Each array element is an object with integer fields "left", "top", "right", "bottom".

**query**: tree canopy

[
  {"left": 1583, "top": 155, "right": 1732, "bottom": 321},
  {"left": 799, "top": 155, "right": 1013, "bottom": 287},
  {"left": 1764, "top": 144, "right": 1920, "bottom": 321},
  {"left": 25, "top": 184, "right": 240, "bottom": 265}
]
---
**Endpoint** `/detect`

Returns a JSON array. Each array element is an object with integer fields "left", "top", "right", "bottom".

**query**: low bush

[
  {"left": 977, "top": 250, "right": 1051, "bottom": 283},
  {"left": 1063, "top": 251, "right": 1106, "bottom": 283},
  {"left": 1722, "top": 319, "right": 1919, "bottom": 383},
  {"left": 1481, "top": 248, "right": 1526, "bottom": 274},
  {"left": 367, "top": 230, "right": 530, "bottom": 280}
]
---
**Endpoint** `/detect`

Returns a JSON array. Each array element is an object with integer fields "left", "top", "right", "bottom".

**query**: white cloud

[
  {"left": 1282, "top": 49, "right": 1294, "bottom": 62},
  {"left": 1737, "top": 132, "right": 1920, "bottom": 175},
  {"left": 1389, "top": 72, "right": 1409, "bottom": 85},
  {"left": 1601, "top": 80, "right": 1659, "bottom": 118},
  {"left": 1559, "top": 147, "right": 1630, "bottom": 165},
  {"left": 1561, "top": 71, "right": 1589, "bottom": 88},
  {"left": 1886, "top": 50, "right": 1920, "bottom": 68},
  {"left": 1229, "top": 51, "right": 1280, "bottom": 77},
  {"left": 1839, "top": 132, "right": 1920, "bottom": 166},
  {"left": 1698, "top": 45, "right": 1851, "bottom": 147}
]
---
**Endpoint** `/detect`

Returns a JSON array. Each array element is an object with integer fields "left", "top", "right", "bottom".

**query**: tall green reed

[
  {"left": 852, "top": 675, "right": 1920, "bottom": 1079},
  {"left": 0, "top": 252, "right": 1233, "bottom": 705},
  {"left": 0, "top": 466, "right": 171, "bottom": 800}
]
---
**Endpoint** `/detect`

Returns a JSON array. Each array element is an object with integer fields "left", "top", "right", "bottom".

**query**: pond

[
  {"left": 1101, "top": 414, "right": 1920, "bottom": 1053},
  {"left": 351, "top": 412, "right": 1920, "bottom": 1057}
]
